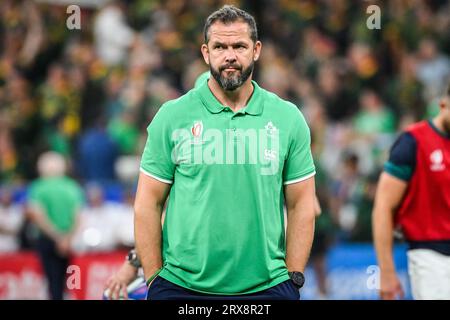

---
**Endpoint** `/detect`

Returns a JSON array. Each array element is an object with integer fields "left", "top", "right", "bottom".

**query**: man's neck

[
  {"left": 432, "top": 116, "right": 450, "bottom": 136},
  {"left": 207, "top": 78, "right": 254, "bottom": 112}
]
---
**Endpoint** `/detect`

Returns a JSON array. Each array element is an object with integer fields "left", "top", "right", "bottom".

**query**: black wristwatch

[
  {"left": 288, "top": 271, "right": 305, "bottom": 289},
  {"left": 126, "top": 249, "right": 141, "bottom": 268}
]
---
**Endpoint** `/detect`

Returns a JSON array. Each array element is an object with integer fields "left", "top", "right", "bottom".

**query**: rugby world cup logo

[
  {"left": 191, "top": 121, "right": 203, "bottom": 138},
  {"left": 430, "top": 149, "right": 445, "bottom": 172}
]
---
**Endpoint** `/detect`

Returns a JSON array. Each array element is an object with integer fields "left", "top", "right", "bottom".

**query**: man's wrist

[
  {"left": 51, "top": 231, "right": 65, "bottom": 243},
  {"left": 378, "top": 263, "right": 396, "bottom": 273},
  {"left": 126, "top": 249, "right": 142, "bottom": 268},
  {"left": 288, "top": 271, "right": 305, "bottom": 288}
]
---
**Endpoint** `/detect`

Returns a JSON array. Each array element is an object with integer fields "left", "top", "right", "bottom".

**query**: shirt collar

[{"left": 196, "top": 79, "right": 264, "bottom": 116}]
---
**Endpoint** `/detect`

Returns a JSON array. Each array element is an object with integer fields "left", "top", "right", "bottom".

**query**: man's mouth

[{"left": 221, "top": 66, "right": 241, "bottom": 72}]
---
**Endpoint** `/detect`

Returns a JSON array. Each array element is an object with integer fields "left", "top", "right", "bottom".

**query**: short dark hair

[{"left": 203, "top": 5, "right": 258, "bottom": 43}]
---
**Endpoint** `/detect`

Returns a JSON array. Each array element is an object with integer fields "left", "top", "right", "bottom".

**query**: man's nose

[{"left": 224, "top": 47, "right": 237, "bottom": 63}]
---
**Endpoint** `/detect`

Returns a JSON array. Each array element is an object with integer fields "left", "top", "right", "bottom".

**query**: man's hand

[
  {"left": 380, "top": 270, "right": 404, "bottom": 300},
  {"left": 104, "top": 262, "right": 138, "bottom": 300},
  {"left": 56, "top": 235, "right": 72, "bottom": 257}
]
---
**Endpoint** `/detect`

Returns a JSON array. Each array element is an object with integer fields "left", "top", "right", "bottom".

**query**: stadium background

[{"left": 0, "top": 0, "right": 449, "bottom": 299}]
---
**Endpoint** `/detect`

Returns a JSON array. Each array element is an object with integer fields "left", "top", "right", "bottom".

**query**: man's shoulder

[
  {"left": 43, "top": 177, "right": 81, "bottom": 192},
  {"left": 154, "top": 90, "right": 199, "bottom": 118},
  {"left": 28, "top": 179, "right": 43, "bottom": 192},
  {"left": 28, "top": 178, "right": 51, "bottom": 197},
  {"left": 390, "top": 131, "right": 417, "bottom": 156},
  {"left": 404, "top": 120, "right": 429, "bottom": 135},
  {"left": 159, "top": 91, "right": 193, "bottom": 109},
  {"left": 260, "top": 87, "right": 303, "bottom": 118}
]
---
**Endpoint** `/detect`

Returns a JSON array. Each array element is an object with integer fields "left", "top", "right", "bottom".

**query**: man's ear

[
  {"left": 201, "top": 44, "right": 210, "bottom": 65},
  {"left": 253, "top": 40, "right": 262, "bottom": 61},
  {"left": 439, "top": 96, "right": 448, "bottom": 111}
]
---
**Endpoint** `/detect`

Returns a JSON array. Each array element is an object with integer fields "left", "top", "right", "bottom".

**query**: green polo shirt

[
  {"left": 140, "top": 79, "right": 315, "bottom": 294},
  {"left": 28, "top": 176, "right": 84, "bottom": 233}
]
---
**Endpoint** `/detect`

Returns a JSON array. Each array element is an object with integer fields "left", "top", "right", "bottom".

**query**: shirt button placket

[{"left": 230, "top": 113, "right": 237, "bottom": 131}]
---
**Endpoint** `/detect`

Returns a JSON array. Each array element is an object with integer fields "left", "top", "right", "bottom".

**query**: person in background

[
  {"left": 26, "top": 151, "right": 84, "bottom": 300},
  {"left": 372, "top": 83, "right": 450, "bottom": 300},
  {"left": 0, "top": 186, "right": 24, "bottom": 252}
]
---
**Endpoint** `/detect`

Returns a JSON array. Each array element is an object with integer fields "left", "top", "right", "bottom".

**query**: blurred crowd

[{"left": 0, "top": 0, "right": 450, "bottom": 254}]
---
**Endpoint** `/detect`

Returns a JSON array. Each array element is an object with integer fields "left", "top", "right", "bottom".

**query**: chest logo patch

[
  {"left": 265, "top": 121, "right": 278, "bottom": 137},
  {"left": 191, "top": 121, "right": 203, "bottom": 138},
  {"left": 430, "top": 149, "right": 445, "bottom": 172}
]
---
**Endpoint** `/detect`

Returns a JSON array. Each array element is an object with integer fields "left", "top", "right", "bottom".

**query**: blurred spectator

[
  {"left": 347, "top": 42, "right": 381, "bottom": 88},
  {"left": 350, "top": 90, "right": 397, "bottom": 173},
  {"left": 347, "top": 171, "right": 379, "bottom": 242},
  {"left": 26, "top": 151, "right": 84, "bottom": 300},
  {"left": 316, "top": 62, "right": 356, "bottom": 122},
  {"left": 94, "top": 0, "right": 136, "bottom": 66},
  {"left": 39, "top": 63, "right": 81, "bottom": 156},
  {"left": 330, "top": 151, "right": 363, "bottom": 237},
  {"left": 76, "top": 121, "right": 119, "bottom": 183},
  {"left": 258, "top": 41, "right": 291, "bottom": 98},
  {"left": 0, "top": 186, "right": 24, "bottom": 252},
  {"left": 302, "top": 96, "right": 328, "bottom": 157},
  {"left": 353, "top": 89, "right": 396, "bottom": 135},
  {"left": 309, "top": 135, "right": 337, "bottom": 299},
  {"left": 415, "top": 38, "right": 450, "bottom": 102},
  {"left": 107, "top": 109, "right": 140, "bottom": 155},
  {"left": 115, "top": 155, "right": 141, "bottom": 188},
  {"left": 103, "top": 67, "right": 126, "bottom": 121},
  {"left": 385, "top": 54, "right": 425, "bottom": 121},
  {"left": 0, "top": 113, "right": 17, "bottom": 182},
  {"left": 72, "top": 183, "right": 133, "bottom": 253}
]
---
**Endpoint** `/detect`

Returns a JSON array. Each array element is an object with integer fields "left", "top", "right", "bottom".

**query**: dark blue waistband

[{"left": 408, "top": 240, "right": 450, "bottom": 256}]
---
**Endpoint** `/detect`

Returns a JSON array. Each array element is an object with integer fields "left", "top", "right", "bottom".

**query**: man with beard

[
  {"left": 135, "top": 5, "right": 316, "bottom": 300},
  {"left": 373, "top": 82, "right": 450, "bottom": 300}
]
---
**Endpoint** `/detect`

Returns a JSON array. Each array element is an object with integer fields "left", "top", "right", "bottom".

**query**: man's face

[{"left": 201, "top": 20, "right": 261, "bottom": 91}]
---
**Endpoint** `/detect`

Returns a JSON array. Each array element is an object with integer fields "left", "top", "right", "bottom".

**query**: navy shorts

[{"left": 146, "top": 276, "right": 300, "bottom": 300}]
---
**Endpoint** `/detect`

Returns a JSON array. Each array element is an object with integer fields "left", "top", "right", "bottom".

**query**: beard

[
  {"left": 443, "top": 117, "right": 450, "bottom": 135},
  {"left": 210, "top": 60, "right": 254, "bottom": 91}
]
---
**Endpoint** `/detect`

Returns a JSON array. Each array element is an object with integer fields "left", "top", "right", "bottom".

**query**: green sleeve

[
  {"left": 384, "top": 161, "right": 413, "bottom": 181},
  {"left": 140, "top": 105, "right": 176, "bottom": 184},
  {"left": 283, "top": 109, "right": 316, "bottom": 184}
]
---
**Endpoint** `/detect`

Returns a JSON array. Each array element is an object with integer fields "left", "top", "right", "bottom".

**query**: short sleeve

[
  {"left": 27, "top": 182, "right": 44, "bottom": 210},
  {"left": 140, "top": 106, "right": 175, "bottom": 184},
  {"left": 283, "top": 109, "right": 316, "bottom": 184},
  {"left": 383, "top": 132, "right": 416, "bottom": 181}
]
